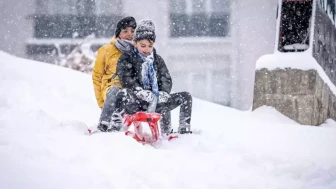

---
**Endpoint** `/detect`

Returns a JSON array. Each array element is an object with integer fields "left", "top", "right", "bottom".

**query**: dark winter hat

[
  {"left": 115, "top": 16, "right": 137, "bottom": 38},
  {"left": 133, "top": 19, "right": 156, "bottom": 42}
]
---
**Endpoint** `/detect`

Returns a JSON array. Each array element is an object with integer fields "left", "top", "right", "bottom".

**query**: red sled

[{"left": 123, "top": 112, "right": 178, "bottom": 144}]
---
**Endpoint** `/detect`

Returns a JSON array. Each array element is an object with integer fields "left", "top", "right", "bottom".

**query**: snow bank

[{"left": 1, "top": 51, "right": 336, "bottom": 189}]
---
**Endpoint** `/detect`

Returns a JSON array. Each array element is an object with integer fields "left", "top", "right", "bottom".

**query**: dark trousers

[
  {"left": 117, "top": 89, "right": 192, "bottom": 127},
  {"left": 99, "top": 87, "right": 121, "bottom": 124}
]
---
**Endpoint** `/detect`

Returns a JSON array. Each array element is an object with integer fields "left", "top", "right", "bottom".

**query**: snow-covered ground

[{"left": 0, "top": 51, "right": 336, "bottom": 189}]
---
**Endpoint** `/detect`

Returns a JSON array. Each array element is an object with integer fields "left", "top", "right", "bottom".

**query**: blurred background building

[{"left": 0, "top": 0, "right": 278, "bottom": 110}]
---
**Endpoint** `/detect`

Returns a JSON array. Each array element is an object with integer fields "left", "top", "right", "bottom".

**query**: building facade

[{"left": 0, "top": 0, "right": 278, "bottom": 110}]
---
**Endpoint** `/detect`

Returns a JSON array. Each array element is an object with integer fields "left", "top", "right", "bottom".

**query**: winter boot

[
  {"left": 177, "top": 123, "right": 192, "bottom": 134},
  {"left": 107, "top": 109, "right": 125, "bottom": 132},
  {"left": 98, "top": 121, "right": 109, "bottom": 132},
  {"left": 160, "top": 124, "right": 173, "bottom": 136}
]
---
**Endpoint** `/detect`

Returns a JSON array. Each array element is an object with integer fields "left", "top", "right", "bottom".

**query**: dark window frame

[
  {"left": 169, "top": 0, "right": 231, "bottom": 38},
  {"left": 30, "top": 0, "right": 122, "bottom": 39},
  {"left": 278, "top": 0, "right": 313, "bottom": 52},
  {"left": 30, "top": 14, "right": 122, "bottom": 38}
]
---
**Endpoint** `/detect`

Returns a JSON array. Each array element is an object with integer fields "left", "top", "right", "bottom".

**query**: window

[
  {"left": 36, "top": 0, "right": 95, "bottom": 15},
  {"left": 36, "top": 0, "right": 122, "bottom": 15},
  {"left": 95, "top": 0, "right": 122, "bottom": 15},
  {"left": 278, "top": 0, "right": 312, "bottom": 52},
  {"left": 169, "top": 0, "right": 231, "bottom": 38},
  {"left": 33, "top": 0, "right": 122, "bottom": 38}
]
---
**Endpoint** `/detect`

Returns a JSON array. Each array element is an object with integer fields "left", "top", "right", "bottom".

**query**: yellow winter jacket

[{"left": 92, "top": 37, "right": 122, "bottom": 108}]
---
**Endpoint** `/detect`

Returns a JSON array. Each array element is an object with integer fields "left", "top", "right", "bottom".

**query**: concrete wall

[
  {"left": 253, "top": 68, "right": 336, "bottom": 126},
  {"left": 166, "top": 39, "right": 232, "bottom": 105}
]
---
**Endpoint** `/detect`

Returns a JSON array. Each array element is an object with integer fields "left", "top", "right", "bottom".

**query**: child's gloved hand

[
  {"left": 158, "top": 91, "right": 170, "bottom": 103},
  {"left": 135, "top": 87, "right": 154, "bottom": 102}
]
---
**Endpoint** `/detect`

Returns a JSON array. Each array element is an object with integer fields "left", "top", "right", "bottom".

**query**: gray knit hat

[{"left": 133, "top": 19, "right": 156, "bottom": 42}]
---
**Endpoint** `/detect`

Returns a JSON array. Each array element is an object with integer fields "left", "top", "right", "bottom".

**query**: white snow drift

[{"left": 0, "top": 51, "right": 336, "bottom": 189}]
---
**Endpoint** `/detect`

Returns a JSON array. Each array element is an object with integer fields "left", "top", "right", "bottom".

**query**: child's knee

[
  {"left": 159, "top": 107, "right": 170, "bottom": 115},
  {"left": 110, "top": 86, "right": 120, "bottom": 93},
  {"left": 107, "top": 86, "right": 120, "bottom": 96},
  {"left": 116, "top": 88, "right": 132, "bottom": 97},
  {"left": 182, "top": 91, "right": 192, "bottom": 101}
]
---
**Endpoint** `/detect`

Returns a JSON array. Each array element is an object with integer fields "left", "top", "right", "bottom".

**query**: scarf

[
  {"left": 135, "top": 49, "right": 159, "bottom": 97},
  {"left": 114, "top": 39, "right": 133, "bottom": 53}
]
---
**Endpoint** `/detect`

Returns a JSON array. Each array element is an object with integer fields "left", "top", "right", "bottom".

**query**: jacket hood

[{"left": 110, "top": 36, "right": 118, "bottom": 45}]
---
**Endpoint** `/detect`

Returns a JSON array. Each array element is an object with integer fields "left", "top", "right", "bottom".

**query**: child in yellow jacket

[{"left": 92, "top": 16, "right": 136, "bottom": 132}]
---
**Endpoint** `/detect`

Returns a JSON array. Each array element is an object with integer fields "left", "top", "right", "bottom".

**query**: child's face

[
  {"left": 134, "top": 40, "right": 154, "bottom": 56},
  {"left": 119, "top": 27, "right": 135, "bottom": 41}
]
